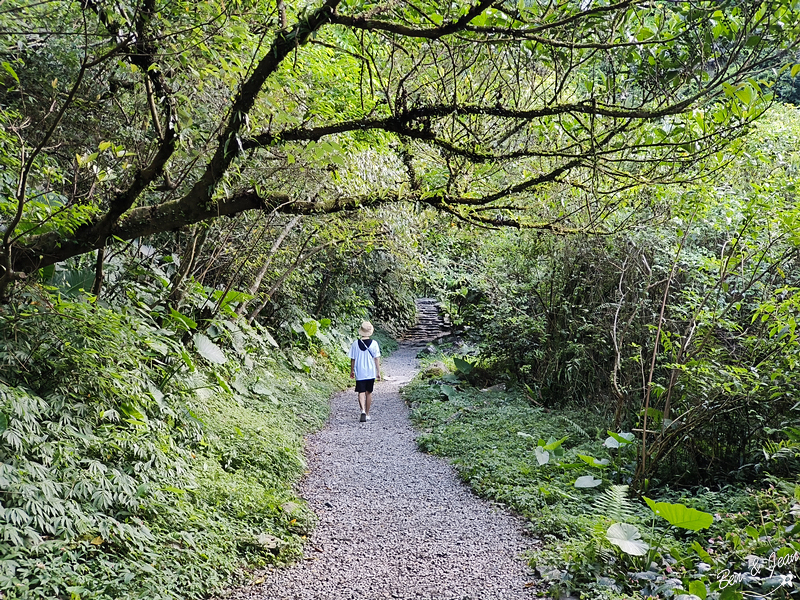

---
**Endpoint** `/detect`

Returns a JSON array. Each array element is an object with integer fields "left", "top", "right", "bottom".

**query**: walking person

[{"left": 348, "top": 321, "right": 381, "bottom": 422}]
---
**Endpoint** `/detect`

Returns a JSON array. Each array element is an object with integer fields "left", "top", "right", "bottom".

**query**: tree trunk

[
  {"left": 167, "top": 225, "right": 209, "bottom": 307},
  {"left": 236, "top": 215, "right": 301, "bottom": 316}
]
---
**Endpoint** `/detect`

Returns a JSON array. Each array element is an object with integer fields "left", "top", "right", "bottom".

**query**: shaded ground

[{"left": 228, "top": 345, "right": 537, "bottom": 600}]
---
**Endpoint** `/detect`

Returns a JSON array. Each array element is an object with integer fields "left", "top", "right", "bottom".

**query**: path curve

[{"left": 230, "top": 345, "right": 537, "bottom": 600}]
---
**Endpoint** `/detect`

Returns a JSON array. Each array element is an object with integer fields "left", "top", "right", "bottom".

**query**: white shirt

[{"left": 348, "top": 338, "right": 381, "bottom": 380}]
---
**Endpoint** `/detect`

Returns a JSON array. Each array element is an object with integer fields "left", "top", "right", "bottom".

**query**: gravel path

[{"left": 229, "top": 345, "right": 537, "bottom": 600}]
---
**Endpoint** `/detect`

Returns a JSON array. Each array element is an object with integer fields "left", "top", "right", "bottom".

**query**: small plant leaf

[
  {"left": 180, "top": 348, "right": 195, "bottom": 371},
  {"left": 440, "top": 385, "right": 458, "bottom": 400},
  {"left": 120, "top": 402, "right": 147, "bottom": 423},
  {"left": 719, "top": 586, "right": 743, "bottom": 600},
  {"left": 578, "top": 454, "right": 610, "bottom": 468},
  {"left": 262, "top": 329, "right": 279, "bottom": 348},
  {"left": 604, "top": 431, "right": 636, "bottom": 448},
  {"left": 213, "top": 371, "right": 233, "bottom": 394},
  {"left": 169, "top": 308, "right": 197, "bottom": 331},
  {"left": 453, "top": 357, "right": 473, "bottom": 374},
  {"left": 542, "top": 436, "right": 568, "bottom": 451},
  {"left": 606, "top": 522, "right": 649, "bottom": 556},
  {"left": 643, "top": 497, "right": 714, "bottom": 530},
  {"left": 691, "top": 541, "right": 715, "bottom": 565},
  {"left": 302, "top": 320, "right": 318, "bottom": 337},
  {"left": 534, "top": 446, "right": 550, "bottom": 465},
  {"left": 193, "top": 333, "right": 227, "bottom": 364}
]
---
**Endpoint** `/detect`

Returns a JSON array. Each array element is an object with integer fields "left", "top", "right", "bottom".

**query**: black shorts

[{"left": 355, "top": 379, "right": 375, "bottom": 393}]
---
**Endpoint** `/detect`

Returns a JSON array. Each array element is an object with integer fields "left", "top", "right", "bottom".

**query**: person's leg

[
  {"left": 358, "top": 391, "right": 366, "bottom": 413},
  {"left": 364, "top": 391, "right": 372, "bottom": 416}
]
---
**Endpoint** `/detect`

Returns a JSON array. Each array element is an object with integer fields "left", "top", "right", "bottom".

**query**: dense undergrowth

[
  {"left": 405, "top": 354, "right": 800, "bottom": 600},
  {"left": 0, "top": 293, "right": 352, "bottom": 600}
]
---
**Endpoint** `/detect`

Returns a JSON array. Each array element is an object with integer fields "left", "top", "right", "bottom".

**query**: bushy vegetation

[
  {"left": 405, "top": 366, "right": 800, "bottom": 600},
  {"left": 2, "top": 0, "right": 800, "bottom": 596},
  {"left": 403, "top": 104, "right": 800, "bottom": 599},
  {"left": 0, "top": 289, "right": 352, "bottom": 600},
  {"left": 422, "top": 105, "right": 800, "bottom": 487}
]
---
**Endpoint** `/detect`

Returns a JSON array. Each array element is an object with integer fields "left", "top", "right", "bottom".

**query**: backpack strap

[{"left": 358, "top": 339, "right": 373, "bottom": 353}]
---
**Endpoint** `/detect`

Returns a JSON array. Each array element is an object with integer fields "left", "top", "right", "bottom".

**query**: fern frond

[
  {"left": 559, "top": 415, "right": 589, "bottom": 438},
  {"left": 592, "top": 484, "right": 636, "bottom": 523}
]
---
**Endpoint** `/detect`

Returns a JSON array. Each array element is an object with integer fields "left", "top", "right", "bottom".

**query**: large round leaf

[
  {"left": 534, "top": 446, "right": 550, "bottom": 465},
  {"left": 574, "top": 475, "right": 603, "bottom": 488},
  {"left": 607, "top": 523, "right": 650, "bottom": 556},
  {"left": 604, "top": 431, "right": 636, "bottom": 448},
  {"left": 193, "top": 333, "right": 227, "bottom": 364},
  {"left": 643, "top": 497, "right": 713, "bottom": 531}
]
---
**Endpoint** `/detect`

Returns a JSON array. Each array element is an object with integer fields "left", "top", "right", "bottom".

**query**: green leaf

[
  {"left": 691, "top": 541, "right": 715, "bottom": 565},
  {"left": 262, "top": 329, "right": 279, "bottom": 348},
  {"left": 169, "top": 308, "right": 197, "bottom": 331},
  {"left": 213, "top": 289, "right": 253, "bottom": 312},
  {"left": 643, "top": 497, "right": 713, "bottom": 530},
  {"left": 440, "top": 384, "right": 458, "bottom": 400},
  {"left": 180, "top": 348, "right": 195, "bottom": 371},
  {"left": 719, "top": 586, "right": 743, "bottom": 600},
  {"left": 578, "top": 454, "right": 610, "bottom": 468},
  {"left": 453, "top": 357, "right": 473, "bottom": 374},
  {"left": 0, "top": 412, "right": 8, "bottom": 434},
  {"left": 689, "top": 581, "right": 707, "bottom": 600},
  {"left": 213, "top": 371, "right": 233, "bottom": 394},
  {"left": 534, "top": 446, "right": 550, "bottom": 465},
  {"left": 734, "top": 85, "right": 755, "bottom": 105},
  {"left": 575, "top": 475, "right": 603, "bottom": 488},
  {"left": 303, "top": 320, "right": 319, "bottom": 337},
  {"left": 120, "top": 402, "right": 147, "bottom": 424},
  {"left": 38, "top": 264, "right": 55, "bottom": 281},
  {"left": 542, "top": 436, "right": 568, "bottom": 451},
  {"left": 606, "top": 522, "right": 649, "bottom": 556},
  {"left": 2, "top": 61, "right": 19, "bottom": 84},
  {"left": 604, "top": 431, "right": 636, "bottom": 448},
  {"left": 193, "top": 333, "right": 227, "bottom": 364},
  {"left": 145, "top": 339, "right": 169, "bottom": 355}
]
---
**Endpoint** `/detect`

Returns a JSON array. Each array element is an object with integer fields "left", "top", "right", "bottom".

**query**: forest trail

[{"left": 228, "top": 342, "right": 537, "bottom": 600}]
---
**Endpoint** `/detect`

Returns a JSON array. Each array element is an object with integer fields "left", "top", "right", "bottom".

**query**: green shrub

[
  {"left": 405, "top": 372, "right": 800, "bottom": 600},
  {"left": 0, "top": 296, "right": 346, "bottom": 599}
]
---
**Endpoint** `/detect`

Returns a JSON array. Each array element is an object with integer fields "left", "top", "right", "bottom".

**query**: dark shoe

[{"left": 360, "top": 412, "right": 367, "bottom": 422}]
